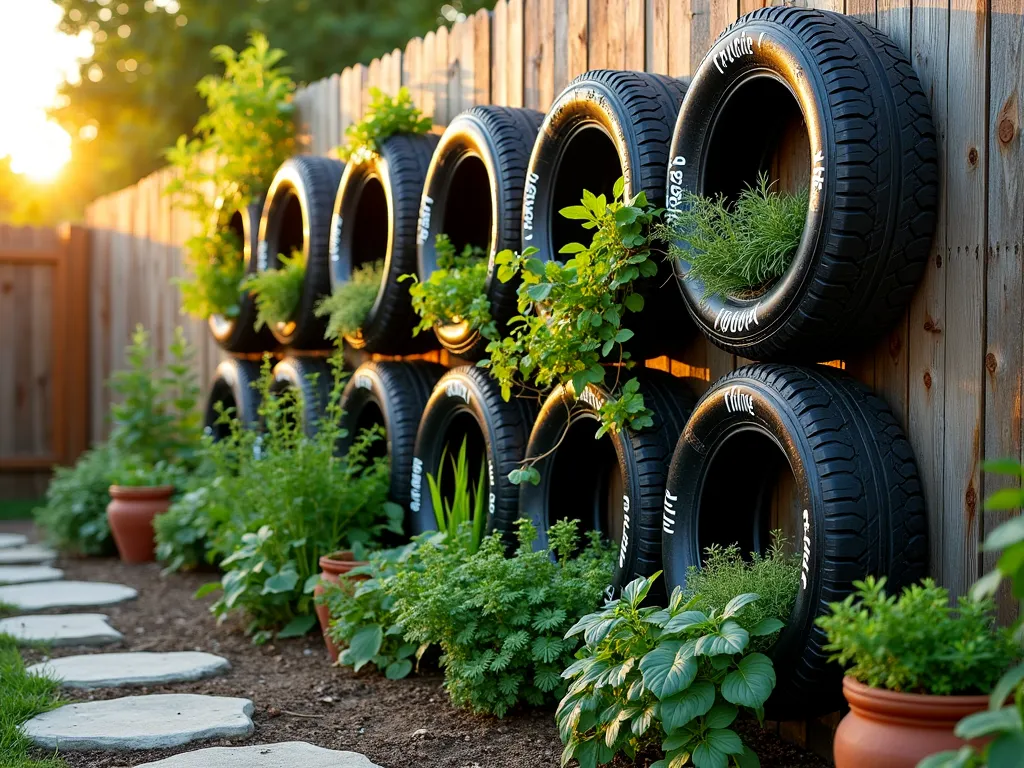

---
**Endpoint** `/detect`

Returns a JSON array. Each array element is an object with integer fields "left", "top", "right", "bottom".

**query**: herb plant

[
  {"left": 426, "top": 437, "right": 487, "bottom": 554},
  {"left": 683, "top": 537, "right": 800, "bottom": 650},
  {"left": 389, "top": 519, "right": 612, "bottom": 717},
  {"left": 403, "top": 234, "right": 493, "bottom": 338},
  {"left": 484, "top": 180, "right": 659, "bottom": 483},
  {"left": 337, "top": 86, "right": 432, "bottom": 163},
  {"left": 242, "top": 249, "right": 306, "bottom": 331},
  {"left": 661, "top": 174, "right": 807, "bottom": 302},
  {"left": 314, "top": 260, "right": 384, "bottom": 340},
  {"left": 557, "top": 573, "right": 777, "bottom": 768},
  {"left": 817, "top": 576, "right": 1017, "bottom": 696},
  {"left": 165, "top": 34, "right": 296, "bottom": 319},
  {"left": 34, "top": 443, "right": 117, "bottom": 556}
]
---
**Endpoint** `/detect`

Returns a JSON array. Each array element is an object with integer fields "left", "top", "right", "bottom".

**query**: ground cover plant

[
  {"left": 0, "top": 634, "right": 66, "bottom": 768},
  {"left": 404, "top": 234, "right": 493, "bottom": 338},
  {"left": 336, "top": 86, "right": 432, "bottom": 163},
  {"left": 388, "top": 518, "right": 612, "bottom": 717},
  {"left": 165, "top": 34, "right": 296, "bottom": 320},
  {"left": 315, "top": 260, "right": 385, "bottom": 341},
  {"left": 33, "top": 443, "right": 118, "bottom": 556},
  {"left": 557, "top": 573, "right": 778, "bottom": 768},
  {"left": 484, "top": 180, "right": 659, "bottom": 484},
  {"left": 660, "top": 174, "right": 807, "bottom": 302},
  {"left": 243, "top": 249, "right": 306, "bottom": 331}
]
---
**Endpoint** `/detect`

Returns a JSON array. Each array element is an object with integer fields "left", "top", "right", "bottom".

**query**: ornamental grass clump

[
  {"left": 314, "top": 260, "right": 384, "bottom": 340},
  {"left": 243, "top": 249, "right": 305, "bottom": 331},
  {"left": 388, "top": 519, "right": 613, "bottom": 717},
  {"left": 662, "top": 174, "right": 807, "bottom": 302},
  {"left": 0, "top": 634, "right": 66, "bottom": 768},
  {"left": 403, "top": 234, "right": 493, "bottom": 338},
  {"left": 425, "top": 437, "right": 488, "bottom": 554},
  {"left": 817, "top": 575, "right": 1019, "bottom": 696}
]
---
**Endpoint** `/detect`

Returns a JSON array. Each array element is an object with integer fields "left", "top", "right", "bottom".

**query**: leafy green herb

[
  {"left": 389, "top": 519, "right": 612, "bottom": 717},
  {"left": 314, "top": 260, "right": 384, "bottom": 340},
  {"left": 557, "top": 572, "right": 775, "bottom": 768},
  {"left": 660, "top": 174, "right": 806, "bottom": 302},
  {"left": 243, "top": 249, "right": 306, "bottom": 331},
  {"left": 337, "top": 86, "right": 432, "bottom": 164},
  {"left": 165, "top": 33, "right": 296, "bottom": 319},
  {"left": 817, "top": 576, "right": 1018, "bottom": 696},
  {"left": 426, "top": 437, "right": 487, "bottom": 554},
  {"left": 403, "top": 234, "right": 494, "bottom": 338}
]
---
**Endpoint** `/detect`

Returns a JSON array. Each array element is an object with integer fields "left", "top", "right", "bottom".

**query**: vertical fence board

[
  {"left": 507, "top": 0, "right": 526, "bottom": 107},
  {"left": 589, "top": 0, "right": 611, "bottom": 68},
  {"left": 492, "top": 1, "right": 509, "bottom": 105},
  {"left": 648, "top": 0, "right": 669, "bottom": 72},
  {"left": 473, "top": 10, "right": 493, "bottom": 105},
  {"left": 626, "top": 0, "right": 646, "bottom": 69},
  {"left": 568, "top": 0, "right": 590, "bottom": 79}
]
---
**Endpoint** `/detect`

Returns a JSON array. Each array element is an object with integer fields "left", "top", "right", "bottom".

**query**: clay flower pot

[
  {"left": 834, "top": 676, "right": 990, "bottom": 768},
  {"left": 313, "top": 550, "right": 369, "bottom": 662},
  {"left": 106, "top": 485, "right": 175, "bottom": 563}
]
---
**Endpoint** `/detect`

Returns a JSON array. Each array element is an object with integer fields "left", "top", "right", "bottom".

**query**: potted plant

[
  {"left": 817, "top": 576, "right": 1018, "bottom": 768},
  {"left": 314, "top": 546, "right": 371, "bottom": 662},
  {"left": 107, "top": 460, "right": 184, "bottom": 563}
]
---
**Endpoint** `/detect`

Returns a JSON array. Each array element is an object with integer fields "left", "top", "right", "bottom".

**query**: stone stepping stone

[
  {"left": 0, "top": 580, "right": 136, "bottom": 611},
  {"left": 28, "top": 651, "right": 231, "bottom": 689},
  {"left": 0, "top": 544, "right": 57, "bottom": 565},
  {"left": 21, "top": 693, "right": 254, "bottom": 751},
  {"left": 0, "top": 565, "right": 64, "bottom": 585},
  {"left": 0, "top": 532, "right": 28, "bottom": 549},
  {"left": 136, "top": 742, "right": 382, "bottom": 768},
  {"left": 0, "top": 614, "right": 123, "bottom": 646}
]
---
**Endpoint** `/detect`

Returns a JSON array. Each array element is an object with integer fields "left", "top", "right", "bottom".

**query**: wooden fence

[
  {"left": 0, "top": 224, "right": 90, "bottom": 498},
  {"left": 83, "top": 0, "right": 1024, "bottom": 620}
]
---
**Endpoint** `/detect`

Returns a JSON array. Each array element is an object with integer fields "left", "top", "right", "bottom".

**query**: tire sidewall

[
  {"left": 210, "top": 201, "right": 268, "bottom": 352},
  {"left": 337, "top": 365, "right": 398, "bottom": 495}
]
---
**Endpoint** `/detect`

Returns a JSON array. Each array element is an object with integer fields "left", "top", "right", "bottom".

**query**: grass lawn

[
  {"left": 0, "top": 499, "right": 43, "bottom": 521},
  {"left": 0, "top": 634, "right": 65, "bottom": 767}
]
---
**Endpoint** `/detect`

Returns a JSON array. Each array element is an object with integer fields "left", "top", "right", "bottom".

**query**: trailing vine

[
  {"left": 165, "top": 34, "right": 296, "bottom": 320},
  {"left": 402, "top": 234, "right": 493, "bottom": 338},
  {"left": 483, "top": 179, "right": 660, "bottom": 484}
]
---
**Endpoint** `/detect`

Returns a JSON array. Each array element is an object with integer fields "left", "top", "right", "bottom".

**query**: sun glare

[{"left": 0, "top": 1, "right": 94, "bottom": 183}]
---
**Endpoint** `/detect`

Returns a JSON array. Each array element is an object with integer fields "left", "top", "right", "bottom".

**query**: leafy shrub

[
  {"left": 557, "top": 573, "right": 777, "bottom": 768},
  {"left": 165, "top": 33, "right": 296, "bottom": 319},
  {"left": 683, "top": 537, "right": 800, "bottom": 650},
  {"left": 314, "top": 260, "right": 384, "bottom": 340},
  {"left": 243, "top": 250, "right": 305, "bottom": 331},
  {"left": 154, "top": 476, "right": 222, "bottom": 572},
  {"left": 337, "top": 86, "right": 432, "bottom": 163},
  {"left": 389, "top": 519, "right": 612, "bottom": 717},
  {"left": 484, "top": 181, "right": 659, "bottom": 484},
  {"left": 193, "top": 358, "right": 403, "bottom": 642},
  {"left": 817, "top": 576, "right": 1017, "bottom": 696},
  {"left": 404, "top": 234, "right": 493, "bottom": 338},
  {"left": 661, "top": 174, "right": 806, "bottom": 302},
  {"left": 34, "top": 443, "right": 117, "bottom": 556},
  {"left": 426, "top": 437, "right": 487, "bottom": 554}
]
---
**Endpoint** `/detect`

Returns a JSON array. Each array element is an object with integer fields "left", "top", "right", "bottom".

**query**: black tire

[
  {"left": 666, "top": 9, "right": 938, "bottom": 361},
  {"left": 409, "top": 365, "right": 536, "bottom": 538},
  {"left": 257, "top": 156, "right": 344, "bottom": 350},
  {"left": 522, "top": 69, "right": 691, "bottom": 358},
  {"left": 208, "top": 201, "right": 275, "bottom": 353},
  {"left": 520, "top": 372, "right": 695, "bottom": 595},
  {"left": 269, "top": 357, "right": 333, "bottom": 438},
  {"left": 203, "top": 358, "right": 263, "bottom": 441},
  {"left": 662, "top": 364, "right": 927, "bottom": 718},
  {"left": 329, "top": 134, "right": 439, "bottom": 355},
  {"left": 337, "top": 361, "right": 446, "bottom": 512},
  {"left": 418, "top": 106, "right": 544, "bottom": 360}
]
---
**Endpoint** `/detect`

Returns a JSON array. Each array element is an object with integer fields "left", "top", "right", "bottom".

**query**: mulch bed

[{"left": 10, "top": 536, "right": 831, "bottom": 768}]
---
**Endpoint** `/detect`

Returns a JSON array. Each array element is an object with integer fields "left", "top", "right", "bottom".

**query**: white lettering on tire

[
  {"left": 662, "top": 490, "right": 678, "bottom": 535},
  {"left": 800, "top": 509, "right": 811, "bottom": 590}
]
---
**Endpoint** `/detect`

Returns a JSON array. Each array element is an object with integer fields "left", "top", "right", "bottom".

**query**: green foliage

[
  {"left": 34, "top": 444, "right": 118, "bottom": 557},
  {"left": 183, "top": 357, "right": 403, "bottom": 640},
  {"left": 314, "top": 260, "right": 384, "bottom": 340},
  {"left": 0, "top": 633, "right": 67, "bottom": 768},
  {"left": 164, "top": 34, "right": 296, "bottom": 319},
  {"left": 153, "top": 473, "right": 220, "bottom": 572},
  {"left": 322, "top": 543, "right": 429, "bottom": 679},
  {"left": 661, "top": 174, "right": 807, "bottom": 302},
  {"left": 683, "top": 537, "right": 800, "bottom": 651},
  {"left": 337, "top": 87, "right": 432, "bottom": 163},
  {"left": 243, "top": 250, "right": 306, "bottom": 332},
  {"left": 918, "top": 460, "right": 1024, "bottom": 768},
  {"left": 426, "top": 437, "right": 487, "bottom": 554},
  {"left": 403, "top": 234, "right": 493, "bottom": 337},
  {"left": 484, "top": 180, "right": 658, "bottom": 474},
  {"left": 388, "top": 519, "right": 613, "bottom": 717},
  {"left": 557, "top": 573, "right": 776, "bottom": 768},
  {"left": 817, "top": 576, "right": 1018, "bottom": 696}
]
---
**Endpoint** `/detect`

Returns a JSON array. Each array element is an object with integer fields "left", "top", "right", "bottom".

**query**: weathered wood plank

[
  {"left": 625, "top": 0, "right": 646, "bottom": 69},
  {"left": 491, "top": 1, "right": 509, "bottom": 104},
  {"left": 648, "top": 0, "right": 669, "bottom": 73},
  {"left": 507, "top": 0, "right": 526, "bottom": 107},
  {"left": 568, "top": 0, "right": 589, "bottom": 79},
  {"left": 589, "top": 0, "right": 610, "bottom": 68},
  {"left": 473, "top": 10, "right": 492, "bottom": 105}
]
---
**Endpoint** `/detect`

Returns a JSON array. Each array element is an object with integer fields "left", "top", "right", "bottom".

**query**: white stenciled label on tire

[
  {"left": 812, "top": 151, "right": 825, "bottom": 193},
  {"left": 714, "top": 302, "right": 761, "bottom": 334},
  {"left": 417, "top": 196, "right": 433, "bottom": 245},
  {"left": 488, "top": 460, "right": 495, "bottom": 516},
  {"left": 662, "top": 490, "right": 678, "bottom": 535},
  {"left": 800, "top": 509, "right": 811, "bottom": 590},
  {"left": 522, "top": 173, "right": 540, "bottom": 241},
  {"left": 445, "top": 380, "right": 471, "bottom": 404},
  {"left": 410, "top": 457, "right": 423, "bottom": 513},
  {"left": 257, "top": 241, "right": 269, "bottom": 272},
  {"left": 617, "top": 496, "right": 631, "bottom": 569},
  {"left": 329, "top": 217, "right": 343, "bottom": 262},
  {"left": 713, "top": 33, "right": 755, "bottom": 74},
  {"left": 355, "top": 374, "right": 372, "bottom": 390},
  {"left": 723, "top": 386, "right": 755, "bottom": 416},
  {"left": 667, "top": 156, "right": 687, "bottom": 218}
]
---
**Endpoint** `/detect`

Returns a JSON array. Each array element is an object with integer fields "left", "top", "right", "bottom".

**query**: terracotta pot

[
  {"left": 834, "top": 677, "right": 990, "bottom": 768},
  {"left": 313, "top": 551, "right": 369, "bottom": 662},
  {"left": 106, "top": 485, "right": 175, "bottom": 563}
]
